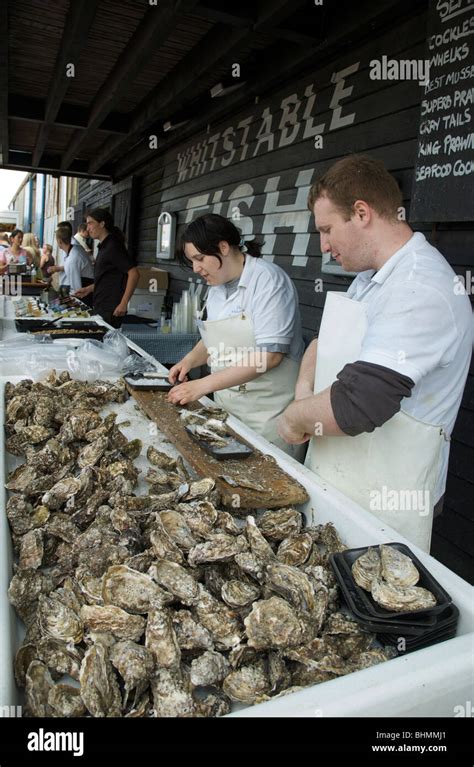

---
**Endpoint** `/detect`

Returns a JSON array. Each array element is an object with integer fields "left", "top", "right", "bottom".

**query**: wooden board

[{"left": 128, "top": 389, "right": 309, "bottom": 510}]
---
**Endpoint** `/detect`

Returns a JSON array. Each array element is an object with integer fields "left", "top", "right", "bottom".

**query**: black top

[{"left": 93, "top": 233, "right": 135, "bottom": 313}]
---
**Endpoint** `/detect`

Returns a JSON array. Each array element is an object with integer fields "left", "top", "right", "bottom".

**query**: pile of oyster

[
  {"left": 5, "top": 371, "right": 395, "bottom": 718},
  {"left": 352, "top": 546, "right": 437, "bottom": 611}
]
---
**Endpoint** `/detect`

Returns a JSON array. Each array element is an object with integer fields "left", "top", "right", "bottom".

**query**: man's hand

[
  {"left": 278, "top": 404, "right": 312, "bottom": 445},
  {"left": 166, "top": 379, "right": 210, "bottom": 405},
  {"left": 74, "top": 285, "right": 94, "bottom": 299},
  {"left": 113, "top": 301, "right": 128, "bottom": 317}
]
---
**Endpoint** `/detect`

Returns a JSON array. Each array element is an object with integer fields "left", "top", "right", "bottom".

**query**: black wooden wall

[{"left": 79, "top": 7, "right": 473, "bottom": 582}]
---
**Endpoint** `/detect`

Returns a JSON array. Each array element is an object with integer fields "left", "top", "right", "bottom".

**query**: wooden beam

[
  {"left": 0, "top": 0, "right": 9, "bottom": 165},
  {"left": 9, "top": 94, "right": 130, "bottom": 134},
  {"left": 89, "top": 0, "right": 306, "bottom": 173},
  {"left": 6, "top": 150, "right": 112, "bottom": 180},
  {"left": 61, "top": 0, "right": 199, "bottom": 172},
  {"left": 32, "top": 0, "right": 100, "bottom": 167}
]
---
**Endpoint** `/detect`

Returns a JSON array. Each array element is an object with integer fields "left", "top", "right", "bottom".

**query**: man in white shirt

[
  {"left": 278, "top": 154, "right": 472, "bottom": 549},
  {"left": 54, "top": 225, "right": 94, "bottom": 293}
]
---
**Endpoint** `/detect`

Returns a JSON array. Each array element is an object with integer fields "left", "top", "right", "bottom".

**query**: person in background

[
  {"left": 74, "top": 208, "right": 139, "bottom": 328},
  {"left": 75, "top": 223, "right": 93, "bottom": 259},
  {"left": 22, "top": 233, "right": 42, "bottom": 276},
  {"left": 40, "top": 244, "right": 55, "bottom": 274},
  {"left": 0, "top": 233, "right": 10, "bottom": 274},
  {"left": 53, "top": 225, "right": 94, "bottom": 293},
  {"left": 2, "top": 229, "right": 31, "bottom": 265},
  {"left": 47, "top": 220, "right": 89, "bottom": 283}
]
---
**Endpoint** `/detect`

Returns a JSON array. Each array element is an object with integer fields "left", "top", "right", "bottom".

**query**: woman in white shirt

[{"left": 167, "top": 214, "right": 304, "bottom": 458}]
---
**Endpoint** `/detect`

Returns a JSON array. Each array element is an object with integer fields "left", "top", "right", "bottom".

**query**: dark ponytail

[
  {"left": 87, "top": 207, "right": 125, "bottom": 244},
  {"left": 179, "top": 213, "right": 264, "bottom": 268}
]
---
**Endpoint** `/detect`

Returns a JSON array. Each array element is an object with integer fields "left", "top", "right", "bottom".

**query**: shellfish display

[
  {"left": 351, "top": 545, "right": 436, "bottom": 612},
  {"left": 4, "top": 372, "right": 396, "bottom": 718}
]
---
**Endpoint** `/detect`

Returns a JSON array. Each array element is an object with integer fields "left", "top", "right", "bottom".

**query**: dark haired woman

[
  {"left": 2, "top": 229, "right": 31, "bottom": 266},
  {"left": 74, "top": 208, "right": 139, "bottom": 328},
  {"left": 167, "top": 213, "right": 304, "bottom": 459}
]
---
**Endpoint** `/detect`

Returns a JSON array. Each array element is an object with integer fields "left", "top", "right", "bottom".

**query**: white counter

[{"left": 0, "top": 297, "right": 472, "bottom": 718}]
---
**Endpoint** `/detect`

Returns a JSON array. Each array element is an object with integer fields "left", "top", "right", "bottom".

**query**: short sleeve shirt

[
  {"left": 206, "top": 256, "right": 304, "bottom": 362},
  {"left": 93, "top": 234, "right": 136, "bottom": 312},
  {"left": 346, "top": 231, "right": 472, "bottom": 499}
]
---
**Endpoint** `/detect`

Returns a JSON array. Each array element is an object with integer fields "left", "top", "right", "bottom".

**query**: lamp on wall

[{"left": 156, "top": 211, "right": 176, "bottom": 260}]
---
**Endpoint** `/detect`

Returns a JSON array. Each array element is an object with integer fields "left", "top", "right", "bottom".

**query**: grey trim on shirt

[
  {"left": 224, "top": 276, "right": 241, "bottom": 298},
  {"left": 255, "top": 342, "right": 291, "bottom": 353},
  {"left": 330, "top": 361, "right": 415, "bottom": 436}
]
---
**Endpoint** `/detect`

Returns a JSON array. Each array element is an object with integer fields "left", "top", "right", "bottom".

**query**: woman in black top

[{"left": 75, "top": 208, "right": 139, "bottom": 328}]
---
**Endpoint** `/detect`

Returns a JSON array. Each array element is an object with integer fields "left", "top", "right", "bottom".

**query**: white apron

[
  {"left": 198, "top": 312, "right": 304, "bottom": 460},
  {"left": 305, "top": 292, "right": 446, "bottom": 551}
]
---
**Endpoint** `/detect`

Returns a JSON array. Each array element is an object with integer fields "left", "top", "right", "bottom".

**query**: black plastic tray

[
  {"left": 16, "top": 319, "right": 100, "bottom": 332},
  {"left": 330, "top": 555, "right": 439, "bottom": 631},
  {"left": 185, "top": 425, "right": 253, "bottom": 460},
  {"left": 124, "top": 374, "right": 173, "bottom": 392},
  {"left": 334, "top": 543, "right": 452, "bottom": 620}
]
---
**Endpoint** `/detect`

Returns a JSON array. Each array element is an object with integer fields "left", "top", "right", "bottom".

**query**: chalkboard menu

[{"left": 411, "top": 0, "right": 474, "bottom": 221}]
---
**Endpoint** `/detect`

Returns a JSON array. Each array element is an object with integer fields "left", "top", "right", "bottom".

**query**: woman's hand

[
  {"left": 168, "top": 359, "right": 192, "bottom": 384},
  {"left": 113, "top": 301, "right": 128, "bottom": 317},
  {"left": 166, "top": 379, "right": 210, "bottom": 405}
]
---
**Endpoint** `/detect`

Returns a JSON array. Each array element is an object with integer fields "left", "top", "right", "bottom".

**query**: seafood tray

[
  {"left": 15, "top": 319, "right": 106, "bottom": 340},
  {"left": 185, "top": 424, "right": 254, "bottom": 460},
  {"left": 123, "top": 373, "right": 174, "bottom": 392},
  {"left": 332, "top": 543, "right": 452, "bottom": 619}
]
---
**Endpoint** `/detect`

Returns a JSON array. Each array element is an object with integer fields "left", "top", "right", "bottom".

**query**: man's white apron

[
  {"left": 304, "top": 292, "right": 446, "bottom": 551},
  {"left": 198, "top": 313, "right": 304, "bottom": 460}
]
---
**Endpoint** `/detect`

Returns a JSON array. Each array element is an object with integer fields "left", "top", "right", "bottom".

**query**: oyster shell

[
  {"left": 159, "top": 510, "right": 197, "bottom": 550},
  {"left": 14, "top": 643, "right": 38, "bottom": 687},
  {"left": 102, "top": 565, "right": 173, "bottom": 613},
  {"left": 187, "top": 533, "right": 248, "bottom": 567},
  {"left": 222, "top": 660, "right": 270, "bottom": 704},
  {"left": 41, "top": 476, "right": 83, "bottom": 510},
  {"left": 197, "top": 690, "right": 232, "bottom": 718},
  {"left": 151, "top": 667, "right": 197, "bottom": 717},
  {"left": 147, "top": 446, "right": 177, "bottom": 470},
  {"left": 266, "top": 561, "right": 315, "bottom": 614},
  {"left": 380, "top": 545, "right": 420, "bottom": 588},
  {"left": 172, "top": 611, "right": 214, "bottom": 651},
  {"left": 352, "top": 547, "right": 382, "bottom": 591},
  {"left": 25, "top": 660, "right": 54, "bottom": 717},
  {"left": 179, "top": 500, "right": 218, "bottom": 538},
  {"left": 193, "top": 585, "right": 242, "bottom": 650},
  {"left": 79, "top": 641, "right": 122, "bottom": 717},
  {"left": 268, "top": 650, "right": 292, "bottom": 694},
  {"left": 110, "top": 639, "right": 155, "bottom": 693},
  {"left": 245, "top": 516, "right": 275, "bottom": 563},
  {"left": 320, "top": 522, "right": 346, "bottom": 554},
  {"left": 81, "top": 605, "right": 146, "bottom": 641},
  {"left": 371, "top": 578, "right": 436, "bottom": 612},
  {"left": 244, "top": 597, "right": 303, "bottom": 650},
  {"left": 48, "top": 684, "right": 86, "bottom": 718},
  {"left": 77, "top": 436, "right": 109, "bottom": 469},
  {"left": 221, "top": 580, "right": 261, "bottom": 609},
  {"left": 184, "top": 478, "right": 215, "bottom": 500},
  {"left": 36, "top": 638, "right": 84, "bottom": 681},
  {"left": 148, "top": 560, "right": 199, "bottom": 606},
  {"left": 38, "top": 592, "right": 83, "bottom": 644},
  {"left": 145, "top": 608, "right": 181, "bottom": 670},
  {"left": 149, "top": 527, "right": 184, "bottom": 564},
  {"left": 190, "top": 650, "right": 230, "bottom": 687},
  {"left": 277, "top": 533, "right": 313, "bottom": 566},
  {"left": 19, "top": 529, "right": 44, "bottom": 570},
  {"left": 257, "top": 508, "right": 302, "bottom": 541}
]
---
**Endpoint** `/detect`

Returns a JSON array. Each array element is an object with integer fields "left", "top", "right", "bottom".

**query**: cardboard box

[{"left": 136, "top": 266, "right": 169, "bottom": 291}]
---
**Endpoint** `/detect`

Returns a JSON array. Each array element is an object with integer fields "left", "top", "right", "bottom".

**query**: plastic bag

[
  {"left": 120, "top": 353, "right": 158, "bottom": 376},
  {"left": 102, "top": 330, "right": 130, "bottom": 362}
]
